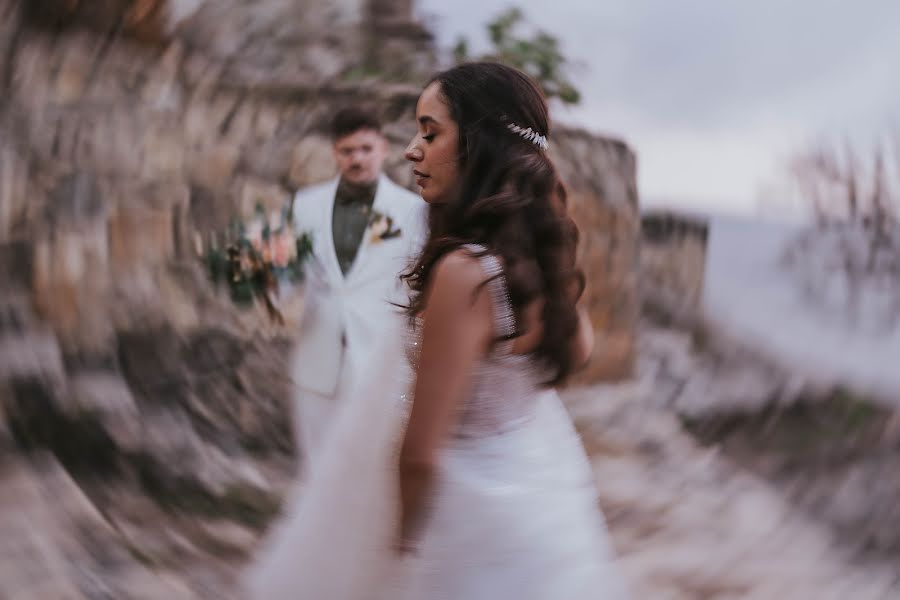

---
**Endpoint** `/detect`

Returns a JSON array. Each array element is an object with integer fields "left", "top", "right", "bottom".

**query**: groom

[{"left": 290, "top": 106, "right": 425, "bottom": 465}]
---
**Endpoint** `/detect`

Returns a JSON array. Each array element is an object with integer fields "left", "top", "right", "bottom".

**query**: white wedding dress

[{"left": 244, "top": 245, "right": 626, "bottom": 599}]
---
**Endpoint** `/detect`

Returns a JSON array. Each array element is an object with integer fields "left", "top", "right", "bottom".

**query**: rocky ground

[
  {"left": 0, "top": 262, "right": 297, "bottom": 599},
  {"left": 3, "top": 317, "right": 900, "bottom": 598},
  {"left": 568, "top": 381, "right": 900, "bottom": 599},
  {"left": 575, "top": 319, "right": 900, "bottom": 598}
]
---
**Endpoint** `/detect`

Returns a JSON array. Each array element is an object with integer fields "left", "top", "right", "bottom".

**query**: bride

[{"left": 245, "top": 62, "right": 627, "bottom": 599}]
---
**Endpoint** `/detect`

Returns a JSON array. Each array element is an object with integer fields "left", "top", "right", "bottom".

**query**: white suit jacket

[{"left": 291, "top": 174, "right": 426, "bottom": 396}]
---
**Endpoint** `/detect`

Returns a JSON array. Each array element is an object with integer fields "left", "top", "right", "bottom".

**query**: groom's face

[{"left": 333, "top": 129, "right": 388, "bottom": 186}]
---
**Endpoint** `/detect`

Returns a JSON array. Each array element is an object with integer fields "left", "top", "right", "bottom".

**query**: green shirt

[{"left": 332, "top": 177, "right": 378, "bottom": 275}]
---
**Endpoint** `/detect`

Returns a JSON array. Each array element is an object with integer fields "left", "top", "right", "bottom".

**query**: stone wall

[
  {"left": 554, "top": 129, "right": 639, "bottom": 382},
  {"left": 1, "top": 0, "right": 640, "bottom": 430},
  {"left": 640, "top": 210, "right": 709, "bottom": 323},
  {"left": 1, "top": 0, "right": 638, "bottom": 382}
]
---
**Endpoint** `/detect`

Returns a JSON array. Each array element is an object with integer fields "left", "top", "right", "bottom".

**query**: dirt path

[{"left": 564, "top": 383, "right": 900, "bottom": 599}]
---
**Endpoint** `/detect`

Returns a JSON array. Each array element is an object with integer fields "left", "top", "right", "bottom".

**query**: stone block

[
  {"left": 108, "top": 190, "right": 183, "bottom": 274},
  {"left": 253, "top": 104, "right": 282, "bottom": 139},
  {"left": 288, "top": 135, "right": 335, "bottom": 189},
  {"left": 71, "top": 109, "right": 145, "bottom": 176},
  {"left": 640, "top": 210, "right": 710, "bottom": 318},
  {"left": 20, "top": 0, "right": 172, "bottom": 44},
  {"left": 0, "top": 331, "right": 65, "bottom": 385},
  {"left": 31, "top": 222, "right": 112, "bottom": 351},
  {"left": 0, "top": 141, "right": 29, "bottom": 240},
  {"left": 188, "top": 143, "right": 240, "bottom": 192},
  {"left": 235, "top": 177, "right": 291, "bottom": 220},
  {"left": 54, "top": 49, "right": 92, "bottom": 104},
  {"left": 239, "top": 135, "right": 294, "bottom": 184},
  {"left": 187, "top": 183, "right": 226, "bottom": 234},
  {"left": 140, "top": 41, "right": 185, "bottom": 112},
  {"left": 141, "top": 125, "right": 186, "bottom": 179},
  {"left": 0, "top": 239, "right": 32, "bottom": 290},
  {"left": 574, "top": 331, "right": 635, "bottom": 384},
  {"left": 565, "top": 175, "right": 640, "bottom": 383}
]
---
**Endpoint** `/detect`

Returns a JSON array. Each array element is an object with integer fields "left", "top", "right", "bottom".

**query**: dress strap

[{"left": 463, "top": 244, "right": 516, "bottom": 355}]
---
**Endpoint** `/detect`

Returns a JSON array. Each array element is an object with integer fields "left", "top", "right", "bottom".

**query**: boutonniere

[{"left": 367, "top": 209, "right": 403, "bottom": 243}]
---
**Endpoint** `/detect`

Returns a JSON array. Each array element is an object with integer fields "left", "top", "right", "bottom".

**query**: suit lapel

[
  {"left": 344, "top": 174, "right": 395, "bottom": 283},
  {"left": 317, "top": 178, "right": 343, "bottom": 285}
]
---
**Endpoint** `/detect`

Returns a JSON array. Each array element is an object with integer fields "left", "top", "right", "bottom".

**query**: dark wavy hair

[
  {"left": 330, "top": 106, "right": 381, "bottom": 140},
  {"left": 402, "top": 62, "right": 585, "bottom": 385}
]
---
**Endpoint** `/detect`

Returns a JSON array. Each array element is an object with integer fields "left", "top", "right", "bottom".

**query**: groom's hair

[{"left": 330, "top": 106, "right": 382, "bottom": 141}]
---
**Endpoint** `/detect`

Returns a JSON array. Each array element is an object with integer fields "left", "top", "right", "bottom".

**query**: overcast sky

[{"left": 416, "top": 0, "right": 900, "bottom": 219}]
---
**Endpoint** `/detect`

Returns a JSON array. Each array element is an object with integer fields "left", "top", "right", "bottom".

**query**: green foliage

[{"left": 454, "top": 7, "right": 581, "bottom": 105}]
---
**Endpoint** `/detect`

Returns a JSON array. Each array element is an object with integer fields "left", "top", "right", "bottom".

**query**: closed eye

[{"left": 423, "top": 133, "right": 436, "bottom": 142}]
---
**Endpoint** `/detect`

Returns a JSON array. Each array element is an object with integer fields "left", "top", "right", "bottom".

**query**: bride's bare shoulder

[
  {"left": 421, "top": 248, "right": 491, "bottom": 319},
  {"left": 429, "top": 248, "right": 486, "bottom": 291}
]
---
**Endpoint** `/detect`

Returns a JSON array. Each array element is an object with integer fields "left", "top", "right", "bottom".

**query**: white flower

[
  {"left": 369, "top": 216, "right": 390, "bottom": 243},
  {"left": 246, "top": 221, "right": 264, "bottom": 250},
  {"left": 268, "top": 210, "right": 282, "bottom": 231}
]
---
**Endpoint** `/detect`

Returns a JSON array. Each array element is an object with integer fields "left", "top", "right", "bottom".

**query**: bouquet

[{"left": 202, "top": 203, "right": 313, "bottom": 323}]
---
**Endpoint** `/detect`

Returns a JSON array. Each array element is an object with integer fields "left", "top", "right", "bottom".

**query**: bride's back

[{"left": 407, "top": 244, "right": 548, "bottom": 439}]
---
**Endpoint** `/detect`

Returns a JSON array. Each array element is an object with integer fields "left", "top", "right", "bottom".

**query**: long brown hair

[{"left": 402, "top": 62, "right": 585, "bottom": 385}]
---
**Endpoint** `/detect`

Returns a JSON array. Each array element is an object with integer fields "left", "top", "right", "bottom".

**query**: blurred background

[{"left": 1, "top": 0, "right": 898, "bottom": 597}]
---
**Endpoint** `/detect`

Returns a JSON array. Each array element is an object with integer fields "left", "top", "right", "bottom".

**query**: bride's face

[{"left": 405, "top": 82, "right": 461, "bottom": 204}]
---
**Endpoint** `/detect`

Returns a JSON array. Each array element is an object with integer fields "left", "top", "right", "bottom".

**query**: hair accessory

[{"left": 506, "top": 122, "right": 549, "bottom": 150}]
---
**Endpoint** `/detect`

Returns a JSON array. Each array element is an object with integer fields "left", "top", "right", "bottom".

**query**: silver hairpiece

[{"left": 506, "top": 122, "right": 549, "bottom": 150}]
